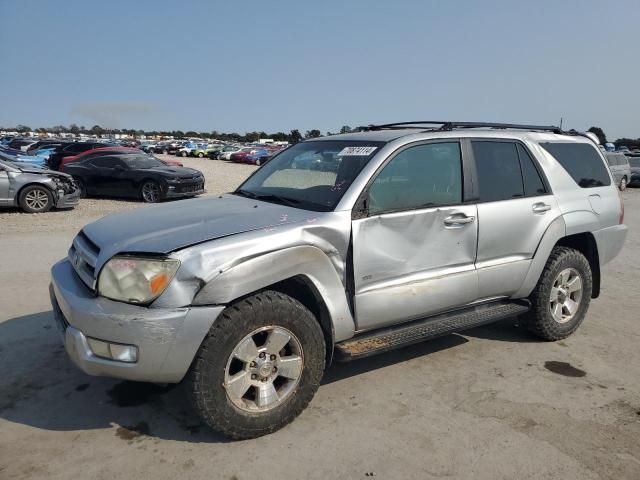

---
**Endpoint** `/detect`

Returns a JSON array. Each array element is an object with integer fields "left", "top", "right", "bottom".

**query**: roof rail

[{"left": 362, "top": 121, "right": 564, "bottom": 134}]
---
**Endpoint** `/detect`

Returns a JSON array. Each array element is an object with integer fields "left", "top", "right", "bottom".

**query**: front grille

[{"left": 68, "top": 231, "right": 100, "bottom": 291}]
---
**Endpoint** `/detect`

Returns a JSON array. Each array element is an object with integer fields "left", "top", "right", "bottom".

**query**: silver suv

[{"left": 50, "top": 122, "right": 627, "bottom": 439}]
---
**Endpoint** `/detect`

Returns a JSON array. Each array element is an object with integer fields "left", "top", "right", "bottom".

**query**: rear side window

[
  {"left": 517, "top": 144, "right": 547, "bottom": 196},
  {"left": 540, "top": 142, "right": 611, "bottom": 188},
  {"left": 472, "top": 141, "right": 524, "bottom": 202}
]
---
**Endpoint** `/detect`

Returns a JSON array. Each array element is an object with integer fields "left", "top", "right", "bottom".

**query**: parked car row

[{"left": 0, "top": 137, "right": 206, "bottom": 212}]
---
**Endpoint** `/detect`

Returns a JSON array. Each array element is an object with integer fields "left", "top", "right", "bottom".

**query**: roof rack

[{"left": 362, "top": 121, "right": 564, "bottom": 134}]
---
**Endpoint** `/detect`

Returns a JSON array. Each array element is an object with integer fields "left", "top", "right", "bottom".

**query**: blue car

[{"left": 0, "top": 150, "right": 47, "bottom": 167}]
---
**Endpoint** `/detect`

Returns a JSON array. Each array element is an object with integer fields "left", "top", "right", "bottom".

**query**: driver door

[{"left": 351, "top": 141, "right": 479, "bottom": 331}]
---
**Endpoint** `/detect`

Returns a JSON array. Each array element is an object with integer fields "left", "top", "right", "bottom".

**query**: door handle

[
  {"left": 532, "top": 202, "right": 551, "bottom": 214},
  {"left": 444, "top": 214, "right": 475, "bottom": 226}
]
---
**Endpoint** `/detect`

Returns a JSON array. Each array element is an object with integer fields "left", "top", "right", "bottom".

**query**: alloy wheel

[
  {"left": 549, "top": 268, "right": 583, "bottom": 324},
  {"left": 141, "top": 182, "right": 160, "bottom": 202},
  {"left": 224, "top": 326, "right": 304, "bottom": 412},
  {"left": 24, "top": 188, "right": 50, "bottom": 211}
]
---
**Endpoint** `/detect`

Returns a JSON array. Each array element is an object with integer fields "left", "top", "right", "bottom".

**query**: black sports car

[{"left": 62, "top": 153, "right": 205, "bottom": 203}]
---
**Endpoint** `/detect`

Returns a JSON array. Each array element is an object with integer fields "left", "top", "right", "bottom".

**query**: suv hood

[{"left": 83, "top": 194, "right": 316, "bottom": 259}]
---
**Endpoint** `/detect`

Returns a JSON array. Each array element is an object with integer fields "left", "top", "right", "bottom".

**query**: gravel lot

[{"left": 1, "top": 157, "right": 639, "bottom": 479}]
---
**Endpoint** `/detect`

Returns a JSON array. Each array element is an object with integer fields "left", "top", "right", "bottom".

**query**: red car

[
  {"left": 59, "top": 147, "right": 140, "bottom": 170},
  {"left": 160, "top": 158, "right": 183, "bottom": 167},
  {"left": 230, "top": 147, "right": 271, "bottom": 166}
]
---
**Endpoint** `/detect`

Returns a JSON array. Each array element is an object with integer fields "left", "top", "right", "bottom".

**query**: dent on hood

[{"left": 153, "top": 211, "right": 351, "bottom": 308}]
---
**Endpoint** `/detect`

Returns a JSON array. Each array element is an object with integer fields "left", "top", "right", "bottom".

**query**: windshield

[
  {"left": 122, "top": 155, "right": 166, "bottom": 169},
  {"left": 236, "top": 140, "right": 384, "bottom": 211}
]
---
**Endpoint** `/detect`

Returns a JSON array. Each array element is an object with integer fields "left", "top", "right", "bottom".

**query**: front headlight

[{"left": 98, "top": 256, "right": 180, "bottom": 304}]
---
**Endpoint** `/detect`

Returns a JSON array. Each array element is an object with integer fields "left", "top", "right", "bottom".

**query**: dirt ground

[{"left": 0, "top": 157, "right": 639, "bottom": 480}]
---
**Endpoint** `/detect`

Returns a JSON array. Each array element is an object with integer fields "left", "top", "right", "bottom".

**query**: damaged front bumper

[
  {"left": 50, "top": 259, "right": 224, "bottom": 383},
  {"left": 54, "top": 187, "right": 81, "bottom": 208}
]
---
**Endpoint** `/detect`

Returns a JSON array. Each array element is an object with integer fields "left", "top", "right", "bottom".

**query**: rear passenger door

[{"left": 470, "top": 140, "right": 561, "bottom": 299}]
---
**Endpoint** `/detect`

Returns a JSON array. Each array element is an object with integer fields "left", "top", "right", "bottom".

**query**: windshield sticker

[{"left": 338, "top": 146, "right": 378, "bottom": 156}]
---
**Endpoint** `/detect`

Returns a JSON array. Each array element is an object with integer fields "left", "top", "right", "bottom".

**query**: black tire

[
  {"left": 188, "top": 290, "right": 326, "bottom": 440},
  {"left": 181, "top": 151, "right": 188, "bottom": 157},
  {"left": 18, "top": 185, "right": 53, "bottom": 213},
  {"left": 198, "top": 152, "right": 204, "bottom": 158},
  {"left": 255, "top": 158, "right": 262, "bottom": 166},
  {"left": 524, "top": 246, "right": 592, "bottom": 341},
  {"left": 163, "top": 149, "right": 169, "bottom": 155},
  {"left": 620, "top": 177, "right": 627, "bottom": 191},
  {"left": 140, "top": 180, "right": 162, "bottom": 203}
]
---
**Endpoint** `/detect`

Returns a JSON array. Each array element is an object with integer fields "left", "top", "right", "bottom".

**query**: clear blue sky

[{"left": 1, "top": 0, "right": 639, "bottom": 139}]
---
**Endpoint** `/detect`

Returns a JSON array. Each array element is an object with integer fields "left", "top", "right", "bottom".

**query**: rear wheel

[
  {"left": 524, "top": 246, "right": 592, "bottom": 341},
  {"left": 620, "top": 177, "right": 627, "bottom": 191},
  {"left": 140, "top": 180, "right": 161, "bottom": 203},
  {"left": 19, "top": 185, "right": 53, "bottom": 213},
  {"left": 255, "top": 158, "right": 262, "bottom": 166},
  {"left": 163, "top": 149, "right": 169, "bottom": 155},
  {"left": 198, "top": 152, "right": 204, "bottom": 158},
  {"left": 181, "top": 151, "right": 188, "bottom": 157},
  {"left": 188, "top": 291, "right": 326, "bottom": 439}
]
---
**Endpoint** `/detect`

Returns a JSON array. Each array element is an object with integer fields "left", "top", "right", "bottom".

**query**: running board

[{"left": 334, "top": 301, "right": 529, "bottom": 361}]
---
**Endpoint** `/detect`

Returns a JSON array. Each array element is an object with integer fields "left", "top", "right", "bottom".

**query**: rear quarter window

[{"left": 540, "top": 142, "right": 611, "bottom": 188}]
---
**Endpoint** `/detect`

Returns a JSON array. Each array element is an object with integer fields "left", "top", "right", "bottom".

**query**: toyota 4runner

[{"left": 50, "top": 121, "right": 627, "bottom": 439}]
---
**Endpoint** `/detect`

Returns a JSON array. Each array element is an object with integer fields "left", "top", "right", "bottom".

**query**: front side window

[
  {"left": 236, "top": 140, "right": 384, "bottom": 211},
  {"left": 540, "top": 142, "right": 611, "bottom": 188},
  {"left": 472, "top": 141, "right": 524, "bottom": 202},
  {"left": 122, "top": 155, "right": 165, "bottom": 169},
  {"left": 368, "top": 142, "right": 462, "bottom": 214}
]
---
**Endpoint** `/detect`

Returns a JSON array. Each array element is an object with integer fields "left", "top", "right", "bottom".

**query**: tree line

[
  {"left": 3, "top": 124, "right": 362, "bottom": 144},
  {"left": 587, "top": 126, "right": 640, "bottom": 149}
]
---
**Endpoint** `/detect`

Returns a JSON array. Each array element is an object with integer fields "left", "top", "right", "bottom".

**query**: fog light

[
  {"left": 87, "top": 337, "right": 138, "bottom": 363},
  {"left": 109, "top": 344, "right": 138, "bottom": 363},
  {"left": 87, "top": 338, "right": 111, "bottom": 358}
]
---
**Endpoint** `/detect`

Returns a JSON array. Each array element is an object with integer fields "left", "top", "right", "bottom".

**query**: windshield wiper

[
  {"left": 235, "top": 189, "right": 301, "bottom": 208},
  {"left": 254, "top": 194, "right": 301, "bottom": 208},
  {"left": 235, "top": 188, "right": 258, "bottom": 199}
]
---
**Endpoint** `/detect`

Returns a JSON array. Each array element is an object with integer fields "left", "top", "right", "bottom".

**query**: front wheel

[
  {"left": 140, "top": 181, "right": 161, "bottom": 203},
  {"left": 198, "top": 152, "right": 204, "bottom": 158},
  {"left": 74, "top": 178, "right": 87, "bottom": 198},
  {"left": 620, "top": 177, "right": 627, "bottom": 191},
  {"left": 255, "top": 158, "right": 262, "bottom": 166},
  {"left": 524, "top": 246, "right": 592, "bottom": 341},
  {"left": 188, "top": 291, "right": 326, "bottom": 439},
  {"left": 19, "top": 185, "right": 53, "bottom": 213}
]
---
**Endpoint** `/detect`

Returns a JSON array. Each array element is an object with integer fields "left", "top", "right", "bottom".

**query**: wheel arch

[
  {"left": 555, "top": 232, "right": 600, "bottom": 298},
  {"left": 190, "top": 245, "right": 356, "bottom": 350},
  {"left": 513, "top": 214, "right": 601, "bottom": 299},
  {"left": 16, "top": 181, "right": 55, "bottom": 205}
]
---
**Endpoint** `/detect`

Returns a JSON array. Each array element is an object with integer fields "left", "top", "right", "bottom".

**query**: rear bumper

[{"left": 50, "top": 259, "right": 224, "bottom": 383}]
